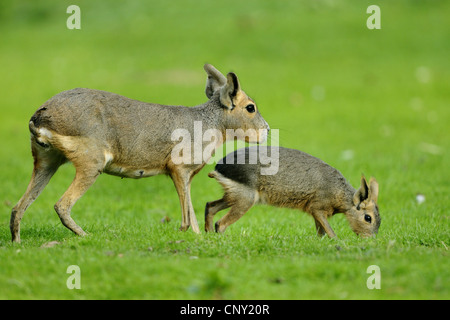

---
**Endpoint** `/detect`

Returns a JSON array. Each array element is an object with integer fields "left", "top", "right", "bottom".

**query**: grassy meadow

[{"left": 0, "top": 0, "right": 448, "bottom": 299}]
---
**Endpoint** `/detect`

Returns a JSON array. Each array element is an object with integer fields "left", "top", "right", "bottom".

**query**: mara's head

[
  {"left": 204, "top": 64, "right": 269, "bottom": 144},
  {"left": 347, "top": 175, "right": 381, "bottom": 238}
]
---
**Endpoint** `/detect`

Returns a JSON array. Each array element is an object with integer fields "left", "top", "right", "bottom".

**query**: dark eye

[
  {"left": 245, "top": 104, "right": 255, "bottom": 113},
  {"left": 364, "top": 214, "right": 372, "bottom": 223}
]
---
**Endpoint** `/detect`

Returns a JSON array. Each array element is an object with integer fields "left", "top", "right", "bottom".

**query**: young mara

[{"left": 206, "top": 146, "right": 380, "bottom": 238}]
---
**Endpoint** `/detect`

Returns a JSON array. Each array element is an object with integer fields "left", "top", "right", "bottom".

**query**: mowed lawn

[{"left": 0, "top": 1, "right": 448, "bottom": 299}]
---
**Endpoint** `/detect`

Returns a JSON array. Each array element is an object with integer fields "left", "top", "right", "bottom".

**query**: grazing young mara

[{"left": 206, "top": 146, "right": 381, "bottom": 238}]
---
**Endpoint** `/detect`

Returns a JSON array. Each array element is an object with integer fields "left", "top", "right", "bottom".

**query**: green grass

[{"left": 0, "top": 0, "right": 449, "bottom": 299}]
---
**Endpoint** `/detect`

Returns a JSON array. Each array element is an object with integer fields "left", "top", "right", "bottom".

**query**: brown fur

[
  {"left": 205, "top": 147, "right": 381, "bottom": 238},
  {"left": 10, "top": 64, "right": 269, "bottom": 242}
]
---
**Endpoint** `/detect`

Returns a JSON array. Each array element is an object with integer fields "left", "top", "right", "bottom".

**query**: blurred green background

[{"left": 0, "top": 0, "right": 448, "bottom": 299}]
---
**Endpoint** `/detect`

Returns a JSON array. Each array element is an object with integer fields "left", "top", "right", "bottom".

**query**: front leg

[
  {"left": 312, "top": 211, "right": 337, "bottom": 239},
  {"left": 170, "top": 168, "right": 200, "bottom": 234},
  {"left": 314, "top": 218, "right": 326, "bottom": 237}
]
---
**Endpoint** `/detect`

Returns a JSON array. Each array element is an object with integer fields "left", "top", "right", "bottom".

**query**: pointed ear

[
  {"left": 220, "top": 72, "right": 241, "bottom": 110},
  {"left": 368, "top": 177, "right": 379, "bottom": 203},
  {"left": 353, "top": 175, "right": 369, "bottom": 206},
  {"left": 204, "top": 64, "right": 227, "bottom": 99}
]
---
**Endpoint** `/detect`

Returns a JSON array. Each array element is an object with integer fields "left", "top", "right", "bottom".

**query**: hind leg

[
  {"left": 51, "top": 135, "right": 107, "bottom": 236},
  {"left": 215, "top": 198, "right": 255, "bottom": 233},
  {"left": 54, "top": 164, "right": 101, "bottom": 236},
  {"left": 205, "top": 198, "right": 230, "bottom": 232},
  {"left": 10, "top": 146, "right": 64, "bottom": 242},
  {"left": 214, "top": 187, "right": 256, "bottom": 233}
]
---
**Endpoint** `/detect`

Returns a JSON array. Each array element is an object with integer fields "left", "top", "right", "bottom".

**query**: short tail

[
  {"left": 208, "top": 171, "right": 218, "bottom": 179},
  {"left": 29, "top": 120, "right": 39, "bottom": 136}
]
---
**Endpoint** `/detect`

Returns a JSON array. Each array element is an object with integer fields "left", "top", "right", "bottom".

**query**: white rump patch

[
  {"left": 103, "top": 151, "right": 114, "bottom": 166},
  {"left": 38, "top": 127, "right": 53, "bottom": 139}
]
